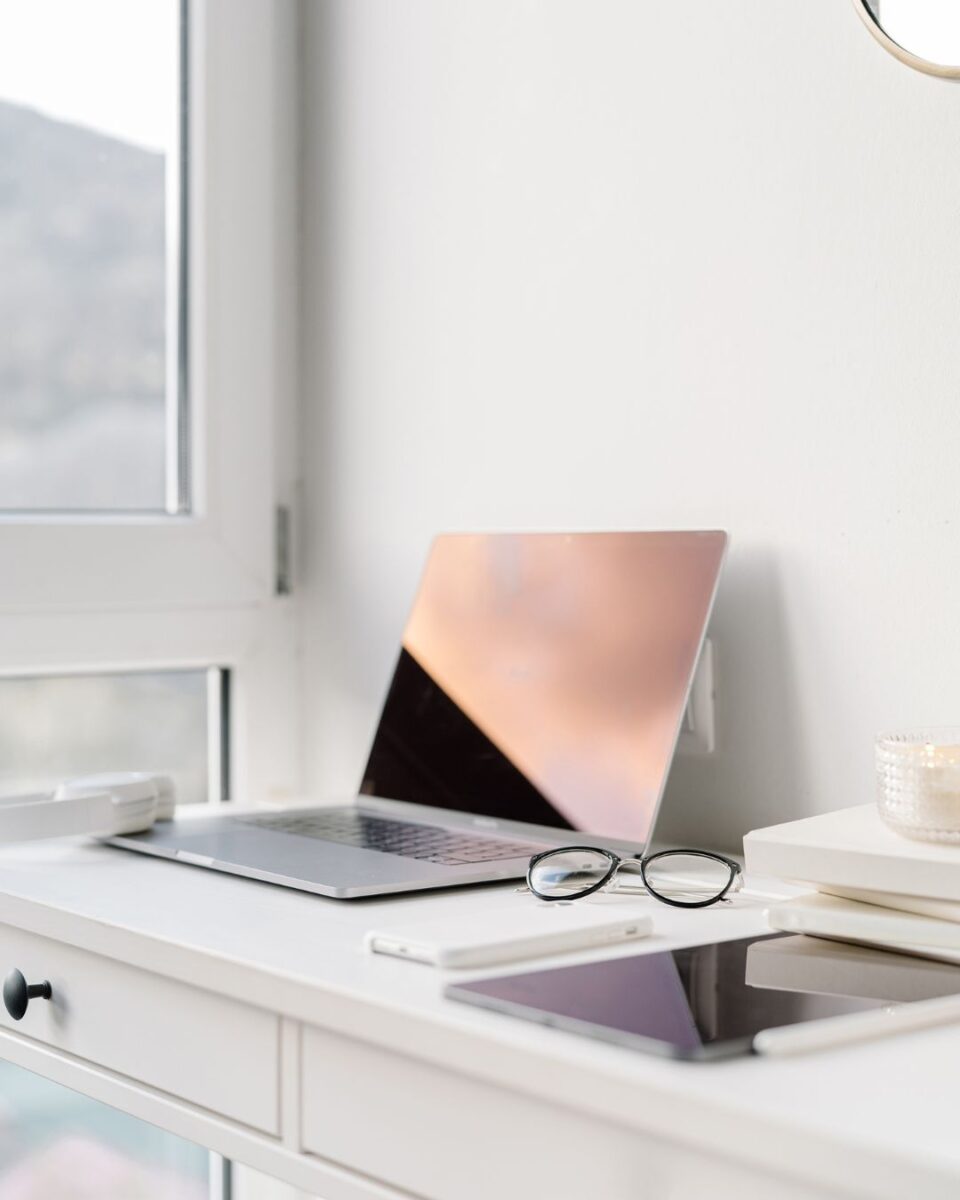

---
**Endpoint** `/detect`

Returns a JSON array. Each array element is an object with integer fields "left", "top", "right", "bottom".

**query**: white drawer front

[
  {"left": 300, "top": 1027, "right": 843, "bottom": 1200},
  {"left": 0, "top": 923, "right": 279, "bottom": 1134}
]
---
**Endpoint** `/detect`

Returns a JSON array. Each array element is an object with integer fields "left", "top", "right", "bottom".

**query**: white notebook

[
  {"left": 744, "top": 805, "right": 960, "bottom": 902},
  {"left": 748, "top": 929, "right": 960, "bottom": 997},
  {"left": 820, "top": 885, "right": 960, "bottom": 925},
  {"left": 766, "top": 893, "right": 960, "bottom": 966}
]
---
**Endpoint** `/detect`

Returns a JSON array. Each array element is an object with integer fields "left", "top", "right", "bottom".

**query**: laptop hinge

[{"left": 678, "top": 638, "right": 715, "bottom": 756}]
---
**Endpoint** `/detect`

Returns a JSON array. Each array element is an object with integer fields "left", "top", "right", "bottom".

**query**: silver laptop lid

[{"left": 361, "top": 531, "right": 727, "bottom": 849}]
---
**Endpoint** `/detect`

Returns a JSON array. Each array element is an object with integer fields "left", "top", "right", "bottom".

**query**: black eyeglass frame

[{"left": 526, "top": 845, "right": 743, "bottom": 908}]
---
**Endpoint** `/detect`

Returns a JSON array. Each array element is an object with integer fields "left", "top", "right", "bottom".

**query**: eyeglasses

[{"left": 524, "top": 846, "right": 743, "bottom": 908}]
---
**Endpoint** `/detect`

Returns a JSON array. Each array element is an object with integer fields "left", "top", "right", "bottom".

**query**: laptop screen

[{"left": 361, "top": 531, "right": 726, "bottom": 845}]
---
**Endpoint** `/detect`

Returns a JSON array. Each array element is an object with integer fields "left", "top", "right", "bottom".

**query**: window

[
  {"left": 0, "top": 1063, "right": 212, "bottom": 1198},
  {"left": 0, "top": 672, "right": 229, "bottom": 1194},
  {"left": 0, "top": 669, "right": 223, "bottom": 806},
  {"left": 0, "top": 2, "right": 300, "bottom": 1198},
  {"left": 0, "top": 0, "right": 186, "bottom": 514},
  {"left": 0, "top": 0, "right": 301, "bottom": 804}
]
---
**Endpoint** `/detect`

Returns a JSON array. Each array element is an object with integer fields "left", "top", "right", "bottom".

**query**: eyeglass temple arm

[{"left": 612, "top": 858, "right": 744, "bottom": 895}]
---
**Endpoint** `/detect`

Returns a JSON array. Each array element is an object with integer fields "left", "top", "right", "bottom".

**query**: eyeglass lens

[
  {"left": 528, "top": 849, "right": 613, "bottom": 898},
  {"left": 642, "top": 852, "right": 733, "bottom": 905}
]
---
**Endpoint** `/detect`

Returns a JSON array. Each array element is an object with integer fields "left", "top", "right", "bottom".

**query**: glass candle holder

[{"left": 876, "top": 729, "right": 960, "bottom": 843}]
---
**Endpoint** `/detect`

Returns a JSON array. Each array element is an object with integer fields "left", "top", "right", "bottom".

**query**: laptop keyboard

[{"left": 238, "top": 808, "right": 544, "bottom": 866}]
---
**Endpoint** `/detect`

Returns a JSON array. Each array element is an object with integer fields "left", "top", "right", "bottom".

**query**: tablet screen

[{"left": 447, "top": 933, "right": 960, "bottom": 1059}]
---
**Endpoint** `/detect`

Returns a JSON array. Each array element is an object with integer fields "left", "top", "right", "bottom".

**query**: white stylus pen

[{"left": 754, "top": 992, "right": 960, "bottom": 1057}]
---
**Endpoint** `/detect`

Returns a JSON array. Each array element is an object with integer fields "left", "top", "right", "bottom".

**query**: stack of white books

[{"left": 743, "top": 805, "right": 960, "bottom": 964}]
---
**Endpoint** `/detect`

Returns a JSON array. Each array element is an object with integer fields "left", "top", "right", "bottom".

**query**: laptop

[{"left": 110, "top": 531, "right": 727, "bottom": 898}]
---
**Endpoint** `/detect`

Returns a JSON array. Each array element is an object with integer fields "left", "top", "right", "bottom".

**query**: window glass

[
  {"left": 0, "top": 664, "right": 221, "bottom": 1195},
  {"left": 0, "top": 1063, "right": 210, "bottom": 1199},
  {"left": 0, "top": 670, "right": 212, "bottom": 806},
  {"left": 0, "top": 0, "right": 183, "bottom": 512}
]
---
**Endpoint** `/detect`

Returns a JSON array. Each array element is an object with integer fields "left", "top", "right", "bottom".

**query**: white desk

[{"left": 0, "top": 841, "right": 956, "bottom": 1200}]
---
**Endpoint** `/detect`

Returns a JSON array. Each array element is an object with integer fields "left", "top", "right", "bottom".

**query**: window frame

[{"left": 0, "top": 0, "right": 302, "bottom": 807}]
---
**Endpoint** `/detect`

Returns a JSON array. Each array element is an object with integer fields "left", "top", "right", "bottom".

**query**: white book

[
  {"left": 744, "top": 804, "right": 960, "bottom": 902},
  {"left": 819, "top": 885, "right": 960, "bottom": 925},
  {"left": 747, "top": 928, "right": 960, "bottom": 997},
  {"left": 766, "top": 892, "right": 960, "bottom": 965}
]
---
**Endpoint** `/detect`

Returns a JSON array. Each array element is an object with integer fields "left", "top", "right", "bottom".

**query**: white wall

[{"left": 299, "top": 0, "right": 960, "bottom": 851}]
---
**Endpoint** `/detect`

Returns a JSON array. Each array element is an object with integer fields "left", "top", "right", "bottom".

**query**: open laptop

[{"left": 110, "top": 531, "right": 727, "bottom": 898}]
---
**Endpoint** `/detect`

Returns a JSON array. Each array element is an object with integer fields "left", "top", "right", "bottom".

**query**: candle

[{"left": 877, "top": 730, "right": 960, "bottom": 843}]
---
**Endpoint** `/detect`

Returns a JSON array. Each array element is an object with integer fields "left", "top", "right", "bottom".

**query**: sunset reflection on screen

[{"left": 363, "top": 532, "right": 726, "bottom": 845}]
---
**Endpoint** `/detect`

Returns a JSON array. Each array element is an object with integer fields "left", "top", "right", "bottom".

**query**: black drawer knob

[{"left": 3, "top": 969, "right": 52, "bottom": 1021}]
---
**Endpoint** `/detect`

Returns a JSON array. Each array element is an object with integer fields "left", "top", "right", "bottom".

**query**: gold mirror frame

[{"left": 851, "top": 0, "right": 960, "bottom": 79}]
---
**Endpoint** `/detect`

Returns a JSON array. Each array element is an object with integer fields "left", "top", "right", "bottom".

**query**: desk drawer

[
  {"left": 0, "top": 923, "right": 279, "bottom": 1135},
  {"left": 300, "top": 1028, "right": 837, "bottom": 1200}
]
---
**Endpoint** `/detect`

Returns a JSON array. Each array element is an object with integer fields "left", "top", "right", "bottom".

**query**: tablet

[{"left": 445, "top": 932, "right": 960, "bottom": 1059}]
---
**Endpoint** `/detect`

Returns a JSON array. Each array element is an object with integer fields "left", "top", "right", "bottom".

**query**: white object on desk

[
  {"left": 56, "top": 772, "right": 176, "bottom": 822},
  {"left": 755, "top": 992, "right": 960, "bottom": 1057},
  {"left": 0, "top": 773, "right": 175, "bottom": 844},
  {"left": 876, "top": 730, "right": 960, "bottom": 843},
  {"left": 821, "top": 884, "right": 960, "bottom": 923},
  {"left": 767, "top": 892, "right": 960, "bottom": 964},
  {"left": 365, "top": 900, "right": 653, "bottom": 967},
  {"left": 744, "top": 804, "right": 960, "bottom": 901}
]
